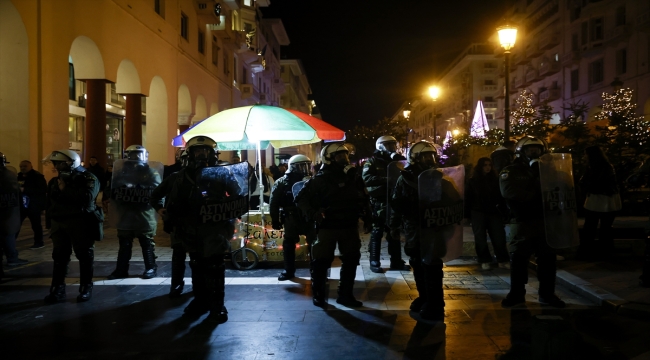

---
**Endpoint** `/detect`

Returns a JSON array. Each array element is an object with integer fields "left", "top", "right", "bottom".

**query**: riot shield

[
  {"left": 0, "top": 168, "right": 20, "bottom": 236},
  {"left": 292, "top": 180, "right": 307, "bottom": 199},
  {"left": 386, "top": 160, "right": 408, "bottom": 223},
  {"left": 109, "top": 160, "right": 164, "bottom": 231},
  {"left": 539, "top": 153, "right": 579, "bottom": 249},
  {"left": 418, "top": 165, "right": 465, "bottom": 263},
  {"left": 197, "top": 162, "right": 249, "bottom": 224}
]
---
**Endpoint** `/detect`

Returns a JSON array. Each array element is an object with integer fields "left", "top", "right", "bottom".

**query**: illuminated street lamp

[
  {"left": 497, "top": 24, "right": 517, "bottom": 141},
  {"left": 428, "top": 85, "right": 441, "bottom": 143},
  {"left": 403, "top": 105, "right": 411, "bottom": 148}
]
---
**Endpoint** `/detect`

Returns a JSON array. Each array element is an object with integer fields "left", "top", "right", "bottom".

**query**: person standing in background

[{"left": 17, "top": 161, "right": 47, "bottom": 249}]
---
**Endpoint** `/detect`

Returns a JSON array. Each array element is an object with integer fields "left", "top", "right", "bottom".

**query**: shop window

[
  {"left": 616, "top": 48, "right": 627, "bottom": 75},
  {"left": 212, "top": 36, "right": 219, "bottom": 66},
  {"left": 68, "top": 63, "right": 75, "bottom": 101},
  {"left": 198, "top": 29, "right": 205, "bottom": 54},
  {"left": 590, "top": 17, "right": 604, "bottom": 42},
  {"left": 616, "top": 6, "right": 626, "bottom": 26},
  {"left": 589, "top": 59, "right": 604, "bottom": 85},
  {"left": 181, "top": 13, "right": 188, "bottom": 40},
  {"left": 154, "top": 0, "right": 165, "bottom": 18}
]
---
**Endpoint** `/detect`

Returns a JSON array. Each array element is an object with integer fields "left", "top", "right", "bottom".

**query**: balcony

[
  {"left": 539, "top": 61, "right": 560, "bottom": 76},
  {"left": 525, "top": 41, "right": 542, "bottom": 58},
  {"left": 481, "top": 67, "right": 497, "bottom": 75},
  {"left": 482, "top": 85, "right": 497, "bottom": 92},
  {"left": 514, "top": 53, "right": 529, "bottom": 65},
  {"left": 539, "top": 87, "right": 561, "bottom": 102},
  {"left": 483, "top": 102, "right": 498, "bottom": 109},
  {"left": 525, "top": 69, "right": 540, "bottom": 84},
  {"left": 561, "top": 51, "right": 580, "bottom": 66},
  {"left": 515, "top": 77, "right": 525, "bottom": 89},
  {"left": 539, "top": 32, "right": 561, "bottom": 50},
  {"left": 605, "top": 25, "right": 632, "bottom": 46}
]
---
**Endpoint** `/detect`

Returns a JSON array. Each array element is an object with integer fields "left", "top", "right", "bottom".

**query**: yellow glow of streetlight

[
  {"left": 497, "top": 25, "right": 518, "bottom": 51},
  {"left": 452, "top": 129, "right": 460, "bottom": 136},
  {"left": 428, "top": 86, "right": 440, "bottom": 101}
]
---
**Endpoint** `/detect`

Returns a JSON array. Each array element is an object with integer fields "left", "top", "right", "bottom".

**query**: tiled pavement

[{"left": 2, "top": 218, "right": 650, "bottom": 359}]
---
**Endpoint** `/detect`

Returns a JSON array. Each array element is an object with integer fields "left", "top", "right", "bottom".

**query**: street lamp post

[
  {"left": 428, "top": 86, "right": 440, "bottom": 143},
  {"left": 403, "top": 108, "right": 411, "bottom": 148},
  {"left": 497, "top": 25, "right": 517, "bottom": 141}
]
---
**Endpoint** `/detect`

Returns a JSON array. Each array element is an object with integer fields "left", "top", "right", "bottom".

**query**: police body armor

[
  {"left": 386, "top": 160, "right": 408, "bottom": 223},
  {"left": 196, "top": 162, "right": 249, "bottom": 224},
  {"left": 0, "top": 168, "right": 20, "bottom": 236},
  {"left": 292, "top": 180, "right": 307, "bottom": 200},
  {"left": 539, "top": 153, "right": 579, "bottom": 249},
  {"left": 418, "top": 165, "right": 465, "bottom": 264},
  {"left": 109, "top": 159, "right": 163, "bottom": 231}
]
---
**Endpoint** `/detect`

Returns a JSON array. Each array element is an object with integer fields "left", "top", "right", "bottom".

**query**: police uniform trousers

[
  {"left": 282, "top": 212, "right": 315, "bottom": 274},
  {"left": 403, "top": 221, "right": 445, "bottom": 310},
  {"left": 177, "top": 222, "right": 233, "bottom": 313},
  {"left": 169, "top": 231, "right": 186, "bottom": 291},
  {"left": 50, "top": 219, "right": 95, "bottom": 288},
  {"left": 369, "top": 199, "right": 403, "bottom": 268},
  {"left": 507, "top": 220, "right": 557, "bottom": 298},
  {"left": 114, "top": 229, "right": 157, "bottom": 274},
  {"left": 310, "top": 228, "right": 361, "bottom": 300}
]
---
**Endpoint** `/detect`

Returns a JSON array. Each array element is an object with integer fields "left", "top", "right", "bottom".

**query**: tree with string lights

[
  {"left": 595, "top": 88, "right": 650, "bottom": 162},
  {"left": 509, "top": 90, "right": 551, "bottom": 139}
]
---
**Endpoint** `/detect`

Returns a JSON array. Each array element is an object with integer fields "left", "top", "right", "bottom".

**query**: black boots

[
  {"left": 108, "top": 238, "right": 132, "bottom": 280},
  {"left": 336, "top": 254, "right": 363, "bottom": 308},
  {"left": 205, "top": 258, "right": 228, "bottom": 324},
  {"left": 77, "top": 284, "right": 93, "bottom": 302},
  {"left": 141, "top": 246, "right": 158, "bottom": 279},
  {"left": 184, "top": 257, "right": 209, "bottom": 317},
  {"left": 387, "top": 233, "right": 410, "bottom": 271},
  {"left": 44, "top": 284, "right": 67, "bottom": 304},
  {"left": 279, "top": 239, "right": 296, "bottom": 281},
  {"left": 169, "top": 244, "right": 186, "bottom": 298},
  {"left": 368, "top": 237, "right": 383, "bottom": 273},
  {"left": 310, "top": 259, "right": 329, "bottom": 307}
]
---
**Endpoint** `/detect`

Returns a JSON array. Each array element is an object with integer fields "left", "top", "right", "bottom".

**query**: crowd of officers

[{"left": 0, "top": 131, "right": 573, "bottom": 324}]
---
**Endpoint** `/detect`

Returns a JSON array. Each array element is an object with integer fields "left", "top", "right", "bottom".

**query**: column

[
  {"left": 124, "top": 94, "right": 142, "bottom": 148},
  {"left": 84, "top": 79, "right": 107, "bottom": 168},
  {"left": 178, "top": 114, "right": 193, "bottom": 133}
]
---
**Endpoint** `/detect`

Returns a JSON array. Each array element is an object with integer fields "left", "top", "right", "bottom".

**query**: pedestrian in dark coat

[{"left": 17, "top": 160, "right": 47, "bottom": 249}]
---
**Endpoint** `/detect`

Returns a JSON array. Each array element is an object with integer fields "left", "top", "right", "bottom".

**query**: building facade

[{"left": 0, "top": 0, "right": 315, "bottom": 171}]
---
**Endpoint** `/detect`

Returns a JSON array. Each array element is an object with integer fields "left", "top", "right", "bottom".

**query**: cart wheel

[{"left": 232, "top": 248, "right": 259, "bottom": 270}]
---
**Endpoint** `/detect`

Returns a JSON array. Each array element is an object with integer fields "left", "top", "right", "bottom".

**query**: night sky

[{"left": 261, "top": 0, "right": 511, "bottom": 130}]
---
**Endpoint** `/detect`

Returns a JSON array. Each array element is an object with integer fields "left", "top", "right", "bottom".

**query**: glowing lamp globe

[
  {"left": 428, "top": 86, "right": 440, "bottom": 101},
  {"left": 497, "top": 25, "right": 518, "bottom": 51}
]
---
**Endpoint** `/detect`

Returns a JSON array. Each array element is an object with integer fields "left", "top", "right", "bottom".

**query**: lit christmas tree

[
  {"left": 595, "top": 88, "right": 650, "bottom": 159},
  {"left": 469, "top": 101, "right": 489, "bottom": 138},
  {"left": 510, "top": 90, "right": 536, "bottom": 137}
]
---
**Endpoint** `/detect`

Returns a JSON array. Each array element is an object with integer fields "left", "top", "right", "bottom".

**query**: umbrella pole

[{"left": 257, "top": 141, "right": 265, "bottom": 226}]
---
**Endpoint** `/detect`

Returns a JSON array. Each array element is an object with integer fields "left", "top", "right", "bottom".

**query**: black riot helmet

[
  {"left": 185, "top": 136, "right": 218, "bottom": 168},
  {"left": 515, "top": 136, "right": 548, "bottom": 163}
]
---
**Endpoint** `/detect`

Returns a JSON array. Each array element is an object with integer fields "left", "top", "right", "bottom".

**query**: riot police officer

[
  {"left": 42, "top": 150, "right": 102, "bottom": 303},
  {"left": 296, "top": 143, "right": 363, "bottom": 308},
  {"left": 362, "top": 135, "right": 409, "bottom": 273},
  {"left": 1, "top": 152, "right": 25, "bottom": 279},
  {"left": 107, "top": 145, "right": 162, "bottom": 280},
  {"left": 499, "top": 136, "right": 565, "bottom": 308},
  {"left": 151, "top": 136, "right": 245, "bottom": 323},
  {"left": 270, "top": 154, "right": 316, "bottom": 281},
  {"left": 159, "top": 148, "right": 188, "bottom": 298},
  {"left": 390, "top": 141, "right": 447, "bottom": 321}
]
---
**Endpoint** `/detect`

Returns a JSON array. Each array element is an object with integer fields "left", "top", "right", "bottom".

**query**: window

[
  {"left": 198, "top": 29, "right": 205, "bottom": 54},
  {"left": 572, "top": 34, "right": 579, "bottom": 51},
  {"left": 581, "top": 21, "right": 588, "bottom": 45},
  {"left": 244, "top": 0, "right": 252, "bottom": 6},
  {"left": 589, "top": 59, "right": 604, "bottom": 85},
  {"left": 154, "top": 0, "right": 164, "bottom": 18},
  {"left": 484, "top": 79, "right": 495, "bottom": 85},
  {"left": 68, "top": 63, "right": 75, "bottom": 101},
  {"left": 590, "top": 17, "right": 604, "bottom": 42},
  {"left": 616, "top": 48, "right": 627, "bottom": 75},
  {"left": 223, "top": 53, "right": 229, "bottom": 75},
  {"left": 571, "top": 69, "right": 579, "bottom": 92},
  {"left": 485, "top": 96, "right": 494, "bottom": 102},
  {"left": 233, "top": 57, "right": 237, "bottom": 82},
  {"left": 244, "top": 22, "right": 253, "bottom": 33},
  {"left": 486, "top": 114, "right": 494, "bottom": 120},
  {"left": 180, "top": 13, "right": 188, "bottom": 40},
  {"left": 484, "top": 62, "right": 496, "bottom": 68},
  {"left": 554, "top": 53, "right": 559, "bottom": 62},
  {"left": 242, "top": 68, "right": 247, "bottom": 84},
  {"left": 616, "top": 6, "right": 626, "bottom": 26},
  {"left": 212, "top": 36, "right": 219, "bottom": 65}
]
